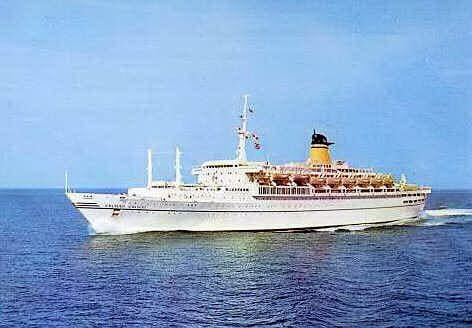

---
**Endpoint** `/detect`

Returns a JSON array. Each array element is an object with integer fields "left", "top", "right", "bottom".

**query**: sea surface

[{"left": 1, "top": 189, "right": 471, "bottom": 327}]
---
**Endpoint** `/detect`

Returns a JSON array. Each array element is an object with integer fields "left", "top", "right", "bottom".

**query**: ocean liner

[{"left": 67, "top": 95, "right": 431, "bottom": 234}]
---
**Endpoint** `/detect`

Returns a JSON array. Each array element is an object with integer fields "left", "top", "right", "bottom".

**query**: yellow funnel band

[{"left": 309, "top": 144, "right": 332, "bottom": 165}]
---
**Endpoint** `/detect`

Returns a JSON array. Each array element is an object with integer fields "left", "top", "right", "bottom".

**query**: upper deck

[{"left": 126, "top": 95, "right": 431, "bottom": 200}]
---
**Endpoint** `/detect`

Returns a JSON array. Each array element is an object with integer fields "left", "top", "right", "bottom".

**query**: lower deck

[{"left": 69, "top": 189, "right": 430, "bottom": 213}]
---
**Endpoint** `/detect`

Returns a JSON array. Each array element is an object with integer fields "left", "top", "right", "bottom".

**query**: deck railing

[{"left": 257, "top": 185, "right": 429, "bottom": 197}]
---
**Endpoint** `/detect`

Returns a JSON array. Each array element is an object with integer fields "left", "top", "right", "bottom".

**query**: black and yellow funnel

[{"left": 308, "top": 129, "right": 334, "bottom": 165}]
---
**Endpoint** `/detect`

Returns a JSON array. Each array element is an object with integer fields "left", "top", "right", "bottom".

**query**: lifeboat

[
  {"left": 326, "top": 177, "right": 342, "bottom": 188},
  {"left": 356, "top": 177, "right": 370, "bottom": 187},
  {"left": 292, "top": 174, "right": 310, "bottom": 186},
  {"left": 404, "top": 184, "right": 418, "bottom": 191},
  {"left": 369, "top": 177, "right": 384, "bottom": 188},
  {"left": 381, "top": 175, "right": 394, "bottom": 188},
  {"left": 251, "top": 172, "right": 271, "bottom": 185},
  {"left": 310, "top": 176, "right": 326, "bottom": 187},
  {"left": 271, "top": 173, "right": 291, "bottom": 186},
  {"left": 341, "top": 177, "right": 357, "bottom": 188}
]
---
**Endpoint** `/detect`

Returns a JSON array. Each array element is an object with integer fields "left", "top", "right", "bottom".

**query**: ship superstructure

[{"left": 67, "top": 95, "right": 431, "bottom": 234}]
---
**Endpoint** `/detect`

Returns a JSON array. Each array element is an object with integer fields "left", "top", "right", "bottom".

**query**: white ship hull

[{"left": 68, "top": 193, "right": 426, "bottom": 234}]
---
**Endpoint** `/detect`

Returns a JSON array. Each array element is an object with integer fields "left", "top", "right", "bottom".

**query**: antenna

[
  {"left": 236, "top": 94, "right": 250, "bottom": 162},
  {"left": 147, "top": 149, "right": 153, "bottom": 189},
  {"left": 64, "top": 170, "right": 69, "bottom": 194},
  {"left": 175, "top": 146, "right": 182, "bottom": 187}
]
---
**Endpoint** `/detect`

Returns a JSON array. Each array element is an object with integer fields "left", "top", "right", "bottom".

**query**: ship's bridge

[
  {"left": 200, "top": 159, "right": 243, "bottom": 168},
  {"left": 192, "top": 160, "right": 266, "bottom": 186}
]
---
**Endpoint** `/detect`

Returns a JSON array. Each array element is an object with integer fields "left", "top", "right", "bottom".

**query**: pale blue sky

[{"left": 0, "top": 1, "right": 470, "bottom": 188}]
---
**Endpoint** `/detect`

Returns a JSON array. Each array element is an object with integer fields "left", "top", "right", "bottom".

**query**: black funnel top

[{"left": 311, "top": 129, "right": 334, "bottom": 146}]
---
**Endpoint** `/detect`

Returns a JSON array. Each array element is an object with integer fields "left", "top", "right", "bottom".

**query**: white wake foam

[
  {"left": 314, "top": 217, "right": 421, "bottom": 232},
  {"left": 315, "top": 209, "right": 472, "bottom": 232},
  {"left": 315, "top": 224, "right": 378, "bottom": 232},
  {"left": 424, "top": 208, "right": 472, "bottom": 217}
]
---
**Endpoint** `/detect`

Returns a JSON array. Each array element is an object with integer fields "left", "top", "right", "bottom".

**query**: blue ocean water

[{"left": 1, "top": 189, "right": 471, "bottom": 327}]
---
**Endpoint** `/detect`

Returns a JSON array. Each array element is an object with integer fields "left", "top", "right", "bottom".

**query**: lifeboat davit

[
  {"left": 326, "top": 177, "right": 342, "bottom": 188},
  {"left": 310, "top": 176, "right": 326, "bottom": 187},
  {"left": 257, "top": 177, "right": 272, "bottom": 185}
]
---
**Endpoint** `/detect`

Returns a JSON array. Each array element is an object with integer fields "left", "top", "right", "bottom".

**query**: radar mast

[{"left": 236, "top": 95, "right": 250, "bottom": 162}]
